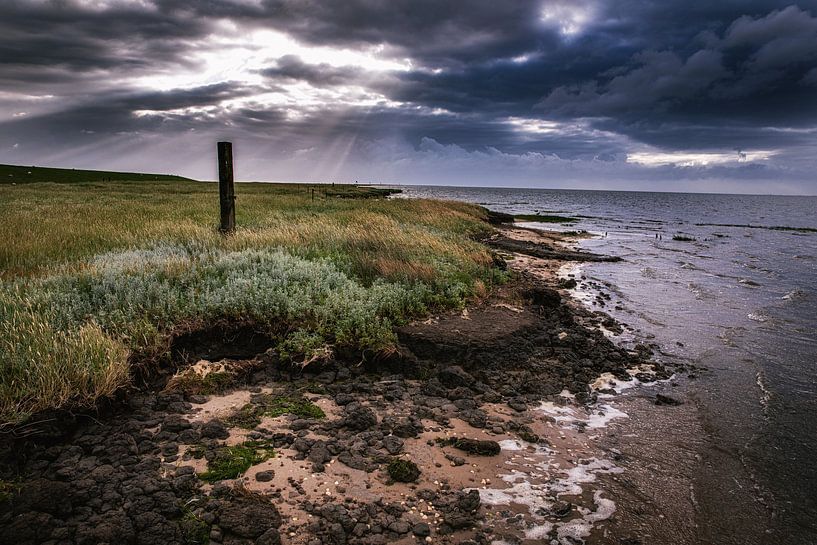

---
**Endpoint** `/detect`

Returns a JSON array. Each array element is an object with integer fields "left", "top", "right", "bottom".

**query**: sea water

[{"left": 395, "top": 185, "right": 817, "bottom": 542}]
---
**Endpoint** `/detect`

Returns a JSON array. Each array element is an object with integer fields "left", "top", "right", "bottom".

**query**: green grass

[
  {"left": 179, "top": 505, "right": 211, "bottom": 545},
  {"left": 0, "top": 163, "right": 193, "bottom": 184},
  {"left": 198, "top": 441, "right": 275, "bottom": 483},
  {"left": 0, "top": 179, "right": 503, "bottom": 425},
  {"left": 228, "top": 396, "right": 325, "bottom": 429},
  {"left": 261, "top": 395, "right": 325, "bottom": 419}
]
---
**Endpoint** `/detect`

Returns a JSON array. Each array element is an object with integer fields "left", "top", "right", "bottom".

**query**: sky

[{"left": 1, "top": 1, "right": 817, "bottom": 194}]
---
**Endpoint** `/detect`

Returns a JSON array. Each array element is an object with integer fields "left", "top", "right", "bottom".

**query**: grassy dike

[{"left": 0, "top": 180, "right": 504, "bottom": 425}]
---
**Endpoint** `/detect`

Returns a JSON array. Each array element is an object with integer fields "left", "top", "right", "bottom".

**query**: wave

[
  {"left": 748, "top": 310, "right": 770, "bottom": 323},
  {"left": 640, "top": 267, "right": 660, "bottom": 279},
  {"left": 687, "top": 282, "right": 716, "bottom": 300},
  {"left": 695, "top": 222, "right": 817, "bottom": 233},
  {"left": 782, "top": 288, "right": 807, "bottom": 301}
]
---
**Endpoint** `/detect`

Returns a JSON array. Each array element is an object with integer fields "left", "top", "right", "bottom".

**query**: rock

[
  {"left": 550, "top": 501, "right": 573, "bottom": 518},
  {"left": 450, "top": 438, "right": 501, "bottom": 456},
  {"left": 558, "top": 278, "right": 578, "bottom": 289},
  {"left": 388, "top": 520, "right": 411, "bottom": 534},
  {"left": 162, "top": 415, "right": 192, "bottom": 432},
  {"left": 445, "top": 454, "right": 466, "bottom": 466},
  {"left": 507, "top": 398, "right": 527, "bottom": 412},
  {"left": 219, "top": 500, "right": 281, "bottom": 538},
  {"left": 257, "top": 528, "right": 282, "bottom": 545},
  {"left": 343, "top": 403, "right": 377, "bottom": 431},
  {"left": 526, "top": 286, "right": 561, "bottom": 308},
  {"left": 255, "top": 470, "right": 275, "bottom": 482},
  {"left": 382, "top": 415, "right": 422, "bottom": 438},
  {"left": 338, "top": 451, "right": 369, "bottom": 471},
  {"left": 412, "top": 522, "right": 431, "bottom": 537},
  {"left": 655, "top": 393, "right": 683, "bottom": 406},
  {"left": 382, "top": 435, "right": 404, "bottom": 455},
  {"left": 201, "top": 419, "right": 230, "bottom": 439},
  {"left": 308, "top": 441, "right": 332, "bottom": 464},
  {"left": 178, "top": 428, "right": 201, "bottom": 444},
  {"left": 334, "top": 393, "right": 355, "bottom": 406},
  {"left": 457, "top": 489, "right": 481, "bottom": 512},
  {"left": 461, "top": 409, "right": 487, "bottom": 428},
  {"left": 438, "top": 366, "right": 475, "bottom": 389}
]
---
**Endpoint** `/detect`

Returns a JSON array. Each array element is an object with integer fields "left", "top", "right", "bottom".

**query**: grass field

[
  {"left": 0, "top": 179, "right": 502, "bottom": 425},
  {"left": 0, "top": 163, "right": 193, "bottom": 184}
]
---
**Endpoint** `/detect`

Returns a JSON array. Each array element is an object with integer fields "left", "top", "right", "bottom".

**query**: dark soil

[
  {"left": 0, "top": 235, "right": 678, "bottom": 545},
  {"left": 486, "top": 232, "right": 621, "bottom": 262}
]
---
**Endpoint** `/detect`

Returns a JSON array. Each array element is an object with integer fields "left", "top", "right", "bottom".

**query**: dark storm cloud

[
  {"left": 1, "top": 82, "right": 259, "bottom": 146},
  {"left": 259, "top": 55, "right": 367, "bottom": 87},
  {"left": 0, "top": 2, "right": 210, "bottom": 79},
  {"left": 178, "top": 0, "right": 554, "bottom": 67},
  {"left": 537, "top": 5, "right": 817, "bottom": 149},
  {"left": 1, "top": 0, "right": 817, "bottom": 191}
]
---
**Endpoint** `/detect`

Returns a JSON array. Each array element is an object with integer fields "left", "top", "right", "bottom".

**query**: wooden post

[{"left": 217, "top": 142, "right": 235, "bottom": 233}]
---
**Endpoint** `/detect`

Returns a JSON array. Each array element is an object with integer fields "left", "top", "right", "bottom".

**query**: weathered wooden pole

[{"left": 217, "top": 141, "right": 235, "bottom": 233}]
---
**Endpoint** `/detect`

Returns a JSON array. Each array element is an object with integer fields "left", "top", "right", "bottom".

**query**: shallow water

[{"left": 395, "top": 185, "right": 817, "bottom": 543}]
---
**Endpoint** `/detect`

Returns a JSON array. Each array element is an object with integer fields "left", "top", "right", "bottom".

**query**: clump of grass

[
  {"left": 185, "top": 445, "right": 206, "bottom": 460},
  {"left": 227, "top": 403, "right": 263, "bottom": 430},
  {"left": 0, "top": 479, "right": 21, "bottom": 503},
  {"left": 198, "top": 441, "right": 275, "bottom": 483},
  {"left": 387, "top": 458, "right": 421, "bottom": 482},
  {"left": 179, "top": 504, "right": 210, "bottom": 545},
  {"left": 170, "top": 371, "right": 233, "bottom": 396},
  {"left": 261, "top": 396, "right": 325, "bottom": 419},
  {"left": 227, "top": 395, "right": 325, "bottom": 430}
]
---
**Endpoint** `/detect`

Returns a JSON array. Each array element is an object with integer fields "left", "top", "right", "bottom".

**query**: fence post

[{"left": 217, "top": 142, "right": 235, "bottom": 234}]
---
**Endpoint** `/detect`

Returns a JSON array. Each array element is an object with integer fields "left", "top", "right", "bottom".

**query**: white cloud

[
  {"left": 627, "top": 149, "right": 777, "bottom": 167},
  {"left": 539, "top": 1, "right": 596, "bottom": 36}
]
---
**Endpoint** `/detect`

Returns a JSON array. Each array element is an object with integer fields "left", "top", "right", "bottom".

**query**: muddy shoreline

[{"left": 0, "top": 226, "right": 689, "bottom": 545}]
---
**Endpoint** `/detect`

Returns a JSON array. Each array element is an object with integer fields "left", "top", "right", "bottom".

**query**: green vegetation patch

[
  {"left": 198, "top": 441, "right": 275, "bottom": 483},
  {"left": 0, "top": 480, "right": 21, "bottom": 503},
  {"left": 261, "top": 395, "right": 326, "bottom": 419},
  {"left": 227, "top": 403, "right": 263, "bottom": 430},
  {"left": 0, "top": 163, "right": 193, "bottom": 184},
  {"left": 387, "top": 458, "right": 421, "bottom": 482},
  {"left": 170, "top": 371, "right": 234, "bottom": 396},
  {"left": 672, "top": 234, "right": 697, "bottom": 242},
  {"left": 514, "top": 214, "right": 577, "bottom": 223},
  {"left": 179, "top": 505, "right": 211, "bottom": 545},
  {"left": 0, "top": 165, "right": 190, "bottom": 184},
  {"left": 0, "top": 180, "right": 505, "bottom": 425},
  {"left": 227, "top": 395, "right": 325, "bottom": 430}
]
